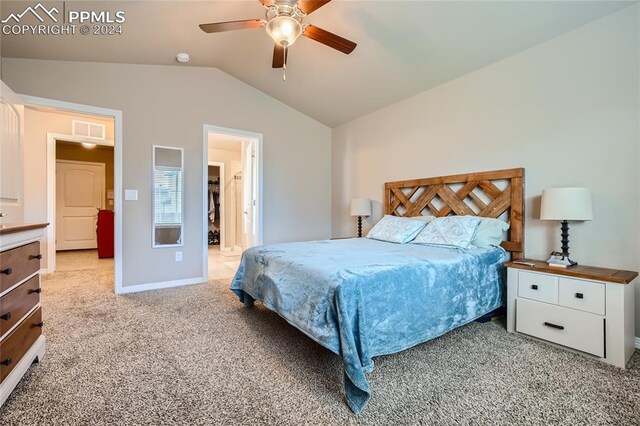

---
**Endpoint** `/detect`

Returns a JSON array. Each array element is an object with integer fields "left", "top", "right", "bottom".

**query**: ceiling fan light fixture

[{"left": 266, "top": 15, "right": 302, "bottom": 47}]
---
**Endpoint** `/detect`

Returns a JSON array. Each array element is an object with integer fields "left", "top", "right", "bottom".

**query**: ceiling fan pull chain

[{"left": 282, "top": 44, "right": 288, "bottom": 82}]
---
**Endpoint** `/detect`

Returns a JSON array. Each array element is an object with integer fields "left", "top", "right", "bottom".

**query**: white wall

[
  {"left": 3, "top": 60, "right": 331, "bottom": 288},
  {"left": 332, "top": 7, "right": 640, "bottom": 330},
  {"left": 23, "top": 108, "right": 114, "bottom": 270}
]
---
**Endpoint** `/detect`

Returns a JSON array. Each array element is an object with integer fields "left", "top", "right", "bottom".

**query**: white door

[
  {"left": 0, "top": 80, "right": 25, "bottom": 223},
  {"left": 242, "top": 139, "right": 259, "bottom": 248},
  {"left": 56, "top": 160, "right": 105, "bottom": 250}
]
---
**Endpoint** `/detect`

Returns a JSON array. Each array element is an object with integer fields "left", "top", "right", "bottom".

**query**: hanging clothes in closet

[{"left": 208, "top": 180, "right": 220, "bottom": 222}]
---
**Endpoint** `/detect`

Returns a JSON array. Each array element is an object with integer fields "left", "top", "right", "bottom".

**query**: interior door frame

[
  {"left": 55, "top": 159, "right": 106, "bottom": 251},
  {"left": 48, "top": 134, "right": 114, "bottom": 270},
  {"left": 202, "top": 124, "right": 263, "bottom": 281},
  {"left": 207, "top": 161, "right": 225, "bottom": 251},
  {"left": 21, "top": 94, "right": 123, "bottom": 292}
]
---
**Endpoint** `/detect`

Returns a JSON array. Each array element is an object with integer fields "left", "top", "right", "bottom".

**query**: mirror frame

[{"left": 152, "top": 145, "right": 184, "bottom": 248}]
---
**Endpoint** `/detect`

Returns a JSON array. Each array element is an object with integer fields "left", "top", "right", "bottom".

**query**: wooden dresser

[{"left": 0, "top": 223, "right": 48, "bottom": 406}]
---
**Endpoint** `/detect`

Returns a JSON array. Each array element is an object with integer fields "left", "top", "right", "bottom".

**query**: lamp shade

[
  {"left": 350, "top": 198, "right": 371, "bottom": 217},
  {"left": 540, "top": 187, "right": 593, "bottom": 221}
]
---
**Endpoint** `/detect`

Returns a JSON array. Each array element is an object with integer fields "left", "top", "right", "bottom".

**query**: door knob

[{"left": 0, "top": 213, "right": 7, "bottom": 217}]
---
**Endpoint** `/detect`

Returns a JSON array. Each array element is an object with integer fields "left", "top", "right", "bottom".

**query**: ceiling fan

[{"left": 199, "top": 0, "right": 357, "bottom": 80}]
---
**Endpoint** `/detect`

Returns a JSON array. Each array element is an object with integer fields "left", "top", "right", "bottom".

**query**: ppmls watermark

[{"left": 1, "top": 2, "right": 126, "bottom": 36}]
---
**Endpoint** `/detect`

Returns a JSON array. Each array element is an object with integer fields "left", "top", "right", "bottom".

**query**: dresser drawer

[
  {"left": 516, "top": 298, "right": 604, "bottom": 357},
  {"left": 0, "top": 242, "right": 41, "bottom": 293},
  {"left": 0, "top": 307, "right": 43, "bottom": 383},
  {"left": 558, "top": 277, "right": 605, "bottom": 315},
  {"left": 518, "top": 271, "right": 558, "bottom": 304},
  {"left": 0, "top": 275, "right": 40, "bottom": 338}
]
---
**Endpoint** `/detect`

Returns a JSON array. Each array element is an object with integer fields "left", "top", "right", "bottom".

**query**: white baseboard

[
  {"left": 635, "top": 337, "right": 640, "bottom": 350},
  {"left": 116, "top": 276, "right": 206, "bottom": 294}
]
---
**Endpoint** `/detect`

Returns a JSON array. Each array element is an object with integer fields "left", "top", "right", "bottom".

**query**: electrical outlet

[{"left": 175, "top": 251, "right": 183, "bottom": 262}]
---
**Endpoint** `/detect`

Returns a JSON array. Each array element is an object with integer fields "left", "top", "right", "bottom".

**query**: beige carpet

[{"left": 1, "top": 263, "right": 639, "bottom": 425}]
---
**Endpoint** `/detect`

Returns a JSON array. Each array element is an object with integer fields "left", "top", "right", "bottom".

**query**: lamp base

[
  {"left": 547, "top": 253, "right": 578, "bottom": 268},
  {"left": 357, "top": 216, "right": 363, "bottom": 238}
]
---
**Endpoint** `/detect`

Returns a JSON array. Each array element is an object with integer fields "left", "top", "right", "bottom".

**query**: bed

[{"left": 230, "top": 168, "right": 525, "bottom": 414}]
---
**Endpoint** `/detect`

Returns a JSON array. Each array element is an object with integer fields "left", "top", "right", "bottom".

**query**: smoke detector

[{"left": 176, "top": 53, "right": 190, "bottom": 63}]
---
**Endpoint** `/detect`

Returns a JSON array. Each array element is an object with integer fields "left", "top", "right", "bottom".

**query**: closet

[{"left": 207, "top": 166, "right": 221, "bottom": 245}]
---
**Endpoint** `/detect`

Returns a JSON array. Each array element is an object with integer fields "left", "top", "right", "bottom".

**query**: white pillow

[
  {"left": 366, "top": 215, "right": 426, "bottom": 244},
  {"left": 411, "top": 216, "right": 481, "bottom": 248},
  {"left": 471, "top": 217, "right": 510, "bottom": 247},
  {"left": 411, "top": 215, "right": 436, "bottom": 224}
]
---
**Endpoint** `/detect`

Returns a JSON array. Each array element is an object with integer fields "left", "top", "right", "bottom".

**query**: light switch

[
  {"left": 125, "top": 189, "right": 138, "bottom": 201},
  {"left": 107, "top": 190, "right": 114, "bottom": 199}
]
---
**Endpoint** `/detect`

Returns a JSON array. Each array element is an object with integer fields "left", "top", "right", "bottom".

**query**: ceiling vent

[{"left": 72, "top": 120, "right": 105, "bottom": 140}]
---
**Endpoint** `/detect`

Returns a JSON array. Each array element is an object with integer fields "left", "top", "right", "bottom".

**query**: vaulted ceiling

[{"left": 1, "top": 1, "right": 634, "bottom": 127}]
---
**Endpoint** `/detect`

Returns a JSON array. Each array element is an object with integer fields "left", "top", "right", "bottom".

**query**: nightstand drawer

[
  {"left": 558, "top": 277, "right": 605, "bottom": 315},
  {"left": 516, "top": 298, "right": 604, "bottom": 357},
  {"left": 518, "top": 271, "right": 558, "bottom": 304}
]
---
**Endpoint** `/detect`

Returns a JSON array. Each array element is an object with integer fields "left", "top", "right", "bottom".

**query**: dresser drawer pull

[
  {"left": 1, "top": 267, "right": 12, "bottom": 275},
  {"left": 1, "top": 358, "right": 12, "bottom": 366},
  {"left": 543, "top": 322, "right": 564, "bottom": 330},
  {"left": 0, "top": 312, "right": 10, "bottom": 321},
  {"left": 35, "top": 322, "right": 44, "bottom": 328},
  {"left": 575, "top": 293, "right": 584, "bottom": 299},
  {"left": 30, "top": 254, "right": 43, "bottom": 260},
  {"left": 30, "top": 288, "right": 42, "bottom": 294},
  {"left": 531, "top": 284, "right": 538, "bottom": 290}
]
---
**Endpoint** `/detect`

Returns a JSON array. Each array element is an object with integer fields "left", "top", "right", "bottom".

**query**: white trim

[
  {"left": 635, "top": 337, "right": 640, "bottom": 349},
  {"left": 207, "top": 161, "right": 225, "bottom": 251},
  {"left": 116, "top": 276, "right": 205, "bottom": 294},
  {"left": 21, "top": 94, "right": 123, "bottom": 293},
  {"left": 48, "top": 132, "right": 113, "bottom": 147},
  {"left": 203, "top": 124, "right": 263, "bottom": 281}
]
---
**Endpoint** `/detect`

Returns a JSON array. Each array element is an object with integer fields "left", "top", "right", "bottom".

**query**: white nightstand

[{"left": 506, "top": 259, "right": 637, "bottom": 368}]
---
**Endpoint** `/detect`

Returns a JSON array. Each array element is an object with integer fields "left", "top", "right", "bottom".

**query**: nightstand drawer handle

[
  {"left": 1, "top": 358, "right": 12, "bottom": 366},
  {"left": 30, "top": 254, "right": 43, "bottom": 260},
  {"left": 575, "top": 293, "right": 584, "bottom": 299},
  {"left": 0, "top": 312, "right": 10, "bottom": 321},
  {"left": 544, "top": 322, "right": 564, "bottom": 330},
  {"left": 531, "top": 284, "right": 538, "bottom": 290},
  {"left": 30, "top": 288, "right": 42, "bottom": 294},
  {"left": 1, "top": 267, "right": 12, "bottom": 276}
]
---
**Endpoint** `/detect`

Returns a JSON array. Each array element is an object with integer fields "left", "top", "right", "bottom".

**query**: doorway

[
  {"left": 203, "top": 125, "right": 262, "bottom": 281},
  {"left": 17, "top": 95, "right": 122, "bottom": 292}
]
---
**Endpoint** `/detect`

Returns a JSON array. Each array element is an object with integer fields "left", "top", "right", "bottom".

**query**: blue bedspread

[{"left": 230, "top": 238, "right": 507, "bottom": 414}]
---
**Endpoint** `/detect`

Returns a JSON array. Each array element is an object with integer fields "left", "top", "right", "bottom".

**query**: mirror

[{"left": 153, "top": 146, "right": 184, "bottom": 247}]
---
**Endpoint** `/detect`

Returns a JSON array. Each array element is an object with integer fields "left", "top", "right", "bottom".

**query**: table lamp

[
  {"left": 350, "top": 198, "right": 371, "bottom": 238},
  {"left": 540, "top": 187, "right": 593, "bottom": 266}
]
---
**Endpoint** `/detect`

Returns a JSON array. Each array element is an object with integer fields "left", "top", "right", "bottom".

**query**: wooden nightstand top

[{"left": 504, "top": 259, "right": 638, "bottom": 284}]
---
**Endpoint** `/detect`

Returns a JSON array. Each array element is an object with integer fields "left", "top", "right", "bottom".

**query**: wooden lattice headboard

[{"left": 384, "top": 168, "right": 525, "bottom": 259}]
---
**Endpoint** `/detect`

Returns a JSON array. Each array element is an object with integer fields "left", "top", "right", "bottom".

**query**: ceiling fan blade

[
  {"left": 272, "top": 44, "right": 286, "bottom": 68},
  {"left": 297, "top": 0, "right": 331, "bottom": 15},
  {"left": 258, "top": 0, "right": 276, "bottom": 6},
  {"left": 199, "top": 19, "right": 263, "bottom": 34},
  {"left": 303, "top": 25, "right": 357, "bottom": 54}
]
